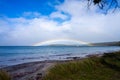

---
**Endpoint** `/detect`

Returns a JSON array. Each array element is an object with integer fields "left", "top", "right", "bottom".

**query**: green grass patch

[
  {"left": 43, "top": 51, "right": 120, "bottom": 80},
  {"left": 0, "top": 70, "right": 11, "bottom": 80}
]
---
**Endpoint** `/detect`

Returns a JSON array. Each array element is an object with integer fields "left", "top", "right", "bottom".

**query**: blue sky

[
  {"left": 0, "top": 0, "right": 64, "bottom": 17},
  {"left": 0, "top": 0, "right": 120, "bottom": 46}
]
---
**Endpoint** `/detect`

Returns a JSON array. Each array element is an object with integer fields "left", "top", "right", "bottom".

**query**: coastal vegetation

[
  {"left": 43, "top": 51, "right": 120, "bottom": 80},
  {"left": 0, "top": 70, "right": 11, "bottom": 80}
]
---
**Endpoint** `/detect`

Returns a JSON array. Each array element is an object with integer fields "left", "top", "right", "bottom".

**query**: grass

[
  {"left": 43, "top": 51, "right": 120, "bottom": 80},
  {"left": 0, "top": 70, "right": 11, "bottom": 80}
]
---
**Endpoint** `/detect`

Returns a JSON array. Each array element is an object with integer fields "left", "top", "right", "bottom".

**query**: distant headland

[{"left": 39, "top": 41, "right": 120, "bottom": 47}]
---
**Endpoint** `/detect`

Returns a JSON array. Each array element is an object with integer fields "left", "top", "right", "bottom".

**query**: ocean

[{"left": 0, "top": 46, "right": 120, "bottom": 68}]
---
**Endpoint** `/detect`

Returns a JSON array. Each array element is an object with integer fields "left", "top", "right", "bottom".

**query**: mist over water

[{"left": 0, "top": 46, "right": 120, "bottom": 68}]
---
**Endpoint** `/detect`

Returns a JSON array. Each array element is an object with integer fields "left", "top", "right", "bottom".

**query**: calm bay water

[{"left": 0, "top": 46, "right": 120, "bottom": 68}]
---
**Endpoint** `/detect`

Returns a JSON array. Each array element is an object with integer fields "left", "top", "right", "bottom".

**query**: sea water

[{"left": 0, "top": 46, "right": 120, "bottom": 68}]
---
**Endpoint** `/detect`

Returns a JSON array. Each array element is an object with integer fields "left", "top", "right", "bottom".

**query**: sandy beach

[
  {"left": 1, "top": 61, "right": 54, "bottom": 80},
  {"left": 0, "top": 52, "right": 104, "bottom": 80},
  {"left": 0, "top": 53, "right": 102, "bottom": 80},
  {"left": 1, "top": 60, "right": 76, "bottom": 80}
]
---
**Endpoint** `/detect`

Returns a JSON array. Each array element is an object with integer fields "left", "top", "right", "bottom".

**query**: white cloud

[
  {"left": 0, "top": 0, "right": 120, "bottom": 46},
  {"left": 50, "top": 11, "right": 68, "bottom": 20}
]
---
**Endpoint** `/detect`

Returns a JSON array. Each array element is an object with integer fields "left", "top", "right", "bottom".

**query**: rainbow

[{"left": 33, "top": 38, "right": 93, "bottom": 46}]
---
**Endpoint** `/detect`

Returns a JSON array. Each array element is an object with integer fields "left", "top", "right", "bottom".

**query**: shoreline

[
  {"left": 1, "top": 60, "right": 78, "bottom": 80},
  {"left": 0, "top": 51, "right": 111, "bottom": 68},
  {"left": 0, "top": 54, "right": 102, "bottom": 80},
  {"left": 0, "top": 52, "right": 103, "bottom": 68},
  {"left": 0, "top": 51, "right": 119, "bottom": 80}
]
